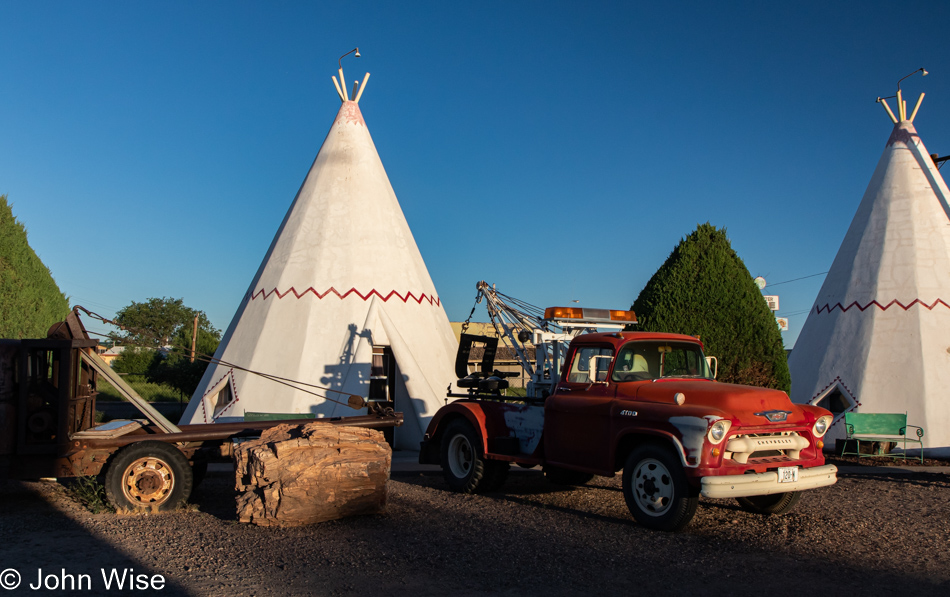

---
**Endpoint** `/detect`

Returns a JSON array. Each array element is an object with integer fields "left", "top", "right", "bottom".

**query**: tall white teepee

[
  {"left": 180, "top": 64, "right": 458, "bottom": 449},
  {"left": 789, "top": 89, "right": 950, "bottom": 455}
]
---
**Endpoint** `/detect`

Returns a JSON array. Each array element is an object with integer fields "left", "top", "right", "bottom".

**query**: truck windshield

[{"left": 611, "top": 341, "right": 713, "bottom": 382}]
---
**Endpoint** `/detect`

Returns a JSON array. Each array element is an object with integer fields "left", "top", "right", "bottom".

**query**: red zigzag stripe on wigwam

[
  {"left": 815, "top": 298, "right": 950, "bottom": 314},
  {"left": 249, "top": 286, "right": 441, "bottom": 306}
]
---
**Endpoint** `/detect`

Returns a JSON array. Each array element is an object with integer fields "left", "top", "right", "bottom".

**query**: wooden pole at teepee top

[
  {"left": 354, "top": 73, "right": 370, "bottom": 103},
  {"left": 909, "top": 93, "right": 925, "bottom": 122},
  {"left": 338, "top": 68, "right": 348, "bottom": 100},
  {"left": 878, "top": 97, "right": 899, "bottom": 124},
  {"left": 332, "top": 76, "right": 345, "bottom": 102}
]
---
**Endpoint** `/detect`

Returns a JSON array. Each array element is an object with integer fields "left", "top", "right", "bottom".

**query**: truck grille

[{"left": 724, "top": 432, "right": 809, "bottom": 464}]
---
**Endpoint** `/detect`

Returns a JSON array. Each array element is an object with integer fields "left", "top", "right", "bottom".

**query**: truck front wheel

[
  {"left": 440, "top": 419, "right": 505, "bottom": 493},
  {"left": 736, "top": 491, "right": 802, "bottom": 515},
  {"left": 622, "top": 444, "right": 698, "bottom": 532},
  {"left": 104, "top": 441, "right": 193, "bottom": 513}
]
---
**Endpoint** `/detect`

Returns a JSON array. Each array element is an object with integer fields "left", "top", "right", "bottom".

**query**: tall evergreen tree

[
  {"left": 632, "top": 223, "right": 790, "bottom": 392},
  {"left": 0, "top": 195, "right": 70, "bottom": 338}
]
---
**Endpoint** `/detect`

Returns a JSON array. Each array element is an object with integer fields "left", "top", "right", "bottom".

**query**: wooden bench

[{"left": 842, "top": 412, "right": 924, "bottom": 463}]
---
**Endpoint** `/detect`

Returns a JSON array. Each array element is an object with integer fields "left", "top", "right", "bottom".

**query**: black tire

[
  {"left": 105, "top": 441, "right": 193, "bottom": 513},
  {"left": 736, "top": 491, "right": 802, "bottom": 515},
  {"left": 622, "top": 444, "right": 699, "bottom": 532},
  {"left": 544, "top": 466, "right": 594, "bottom": 486},
  {"left": 440, "top": 419, "right": 493, "bottom": 493}
]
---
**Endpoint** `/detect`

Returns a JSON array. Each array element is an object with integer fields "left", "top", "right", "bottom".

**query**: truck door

[{"left": 544, "top": 344, "right": 615, "bottom": 472}]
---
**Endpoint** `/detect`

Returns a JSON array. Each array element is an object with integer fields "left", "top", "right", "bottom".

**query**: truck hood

[{"left": 633, "top": 380, "right": 810, "bottom": 426}]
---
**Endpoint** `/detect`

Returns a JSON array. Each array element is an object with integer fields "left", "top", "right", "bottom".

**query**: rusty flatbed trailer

[
  {"left": 0, "top": 317, "right": 402, "bottom": 511},
  {"left": 62, "top": 414, "right": 402, "bottom": 479}
]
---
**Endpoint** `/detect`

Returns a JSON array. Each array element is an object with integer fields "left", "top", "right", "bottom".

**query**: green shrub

[
  {"left": 146, "top": 325, "right": 220, "bottom": 398},
  {"left": 112, "top": 347, "right": 161, "bottom": 376},
  {"left": 631, "top": 223, "right": 790, "bottom": 392},
  {"left": 97, "top": 376, "right": 181, "bottom": 402},
  {"left": 0, "top": 195, "right": 69, "bottom": 338},
  {"left": 65, "top": 476, "right": 114, "bottom": 514}
]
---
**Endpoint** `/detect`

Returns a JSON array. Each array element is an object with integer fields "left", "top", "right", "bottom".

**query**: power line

[{"left": 767, "top": 272, "right": 828, "bottom": 287}]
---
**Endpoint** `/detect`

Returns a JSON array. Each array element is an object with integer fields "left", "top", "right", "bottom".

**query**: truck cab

[{"left": 420, "top": 309, "right": 837, "bottom": 532}]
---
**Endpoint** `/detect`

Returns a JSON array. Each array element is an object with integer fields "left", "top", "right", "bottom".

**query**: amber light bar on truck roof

[{"left": 543, "top": 307, "right": 637, "bottom": 324}]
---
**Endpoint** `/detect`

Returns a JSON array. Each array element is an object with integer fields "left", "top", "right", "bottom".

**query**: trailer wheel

[
  {"left": 440, "top": 419, "right": 493, "bottom": 493},
  {"left": 622, "top": 444, "right": 698, "bottom": 532},
  {"left": 736, "top": 491, "right": 802, "bottom": 515},
  {"left": 105, "top": 441, "right": 193, "bottom": 512}
]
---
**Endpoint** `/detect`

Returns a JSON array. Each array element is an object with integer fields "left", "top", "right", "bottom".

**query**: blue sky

[{"left": 3, "top": 1, "right": 949, "bottom": 348}]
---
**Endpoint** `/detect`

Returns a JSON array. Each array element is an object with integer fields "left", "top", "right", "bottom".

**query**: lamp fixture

[
  {"left": 339, "top": 48, "right": 360, "bottom": 70},
  {"left": 897, "top": 67, "right": 927, "bottom": 92}
]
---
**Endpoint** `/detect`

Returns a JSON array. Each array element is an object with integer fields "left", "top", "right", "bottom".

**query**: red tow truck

[{"left": 420, "top": 283, "right": 837, "bottom": 531}]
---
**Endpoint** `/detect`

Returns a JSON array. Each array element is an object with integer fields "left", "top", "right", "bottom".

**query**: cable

[
  {"left": 72, "top": 306, "right": 363, "bottom": 410},
  {"left": 765, "top": 272, "right": 829, "bottom": 287}
]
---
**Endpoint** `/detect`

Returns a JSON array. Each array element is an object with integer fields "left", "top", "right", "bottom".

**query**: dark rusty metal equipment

[
  {"left": 0, "top": 314, "right": 404, "bottom": 487},
  {"left": 0, "top": 336, "right": 100, "bottom": 478}
]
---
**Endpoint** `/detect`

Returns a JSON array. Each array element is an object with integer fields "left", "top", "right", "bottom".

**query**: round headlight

[
  {"left": 812, "top": 415, "right": 832, "bottom": 438},
  {"left": 707, "top": 420, "right": 731, "bottom": 444}
]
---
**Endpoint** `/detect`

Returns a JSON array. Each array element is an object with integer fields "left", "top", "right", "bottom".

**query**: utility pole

[{"left": 191, "top": 314, "right": 198, "bottom": 363}]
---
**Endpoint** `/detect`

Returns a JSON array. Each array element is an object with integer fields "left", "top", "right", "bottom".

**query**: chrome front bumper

[{"left": 700, "top": 464, "right": 838, "bottom": 499}]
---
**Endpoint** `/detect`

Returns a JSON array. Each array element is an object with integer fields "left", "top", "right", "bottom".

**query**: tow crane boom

[{"left": 467, "top": 281, "right": 635, "bottom": 399}]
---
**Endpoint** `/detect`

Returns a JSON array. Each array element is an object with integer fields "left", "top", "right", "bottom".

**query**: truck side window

[
  {"left": 567, "top": 347, "right": 613, "bottom": 383},
  {"left": 613, "top": 345, "right": 656, "bottom": 381}
]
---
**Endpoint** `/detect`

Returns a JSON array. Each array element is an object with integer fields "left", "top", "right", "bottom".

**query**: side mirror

[{"left": 705, "top": 356, "right": 718, "bottom": 379}]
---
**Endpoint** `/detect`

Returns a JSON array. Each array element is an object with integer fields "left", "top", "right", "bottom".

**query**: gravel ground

[{"left": 1, "top": 463, "right": 949, "bottom": 596}]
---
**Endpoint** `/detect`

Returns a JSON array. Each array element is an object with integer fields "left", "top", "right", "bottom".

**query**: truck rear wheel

[
  {"left": 736, "top": 491, "right": 802, "bottom": 515},
  {"left": 622, "top": 444, "right": 698, "bottom": 532},
  {"left": 105, "top": 441, "right": 193, "bottom": 512},
  {"left": 440, "top": 419, "right": 504, "bottom": 493}
]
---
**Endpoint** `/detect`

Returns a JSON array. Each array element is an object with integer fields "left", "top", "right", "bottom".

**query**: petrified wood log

[{"left": 235, "top": 423, "right": 391, "bottom": 526}]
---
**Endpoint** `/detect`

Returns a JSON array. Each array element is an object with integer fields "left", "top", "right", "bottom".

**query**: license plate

[{"left": 777, "top": 466, "right": 799, "bottom": 483}]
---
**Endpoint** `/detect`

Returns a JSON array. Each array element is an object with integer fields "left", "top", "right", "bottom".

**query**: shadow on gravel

[
  {"left": 396, "top": 469, "right": 637, "bottom": 526},
  {"left": 23, "top": 465, "right": 942, "bottom": 596},
  {"left": 394, "top": 469, "right": 627, "bottom": 496},
  {"left": 837, "top": 472, "right": 950, "bottom": 488},
  {"left": 694, "top": 499, "right": 745, "bottom": 514},
  {"left": 387, "top": 470, "right": 950, "bottom": 596},
  {"left": 486, "top": 491, "right": 639, "bottom": 527},
  {"left": 189, "top": 471, "right": 239, "bottom": 521},
  {"left": 0, "top": 480, "right": 190, "bottom": 595}
]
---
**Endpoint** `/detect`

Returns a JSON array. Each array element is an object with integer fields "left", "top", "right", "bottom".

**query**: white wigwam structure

[
  {"left": 789, "top": 79, "right": 950, "bottom": 455},
  {"left": 180, "top": 57, "right": 458, "bottom": 449}
]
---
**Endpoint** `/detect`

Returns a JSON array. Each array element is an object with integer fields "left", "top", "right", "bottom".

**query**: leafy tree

[
  {"left": 631, "top": 223, "right": 790, "bottom": 392},
  {"left": 147, "top": 324, "right": 221, "bottom": 398},
  {"left": 111, "top": 297, "right": 220, "bottom": 347},
  {"left": 111, "top": 297, "right": 222, "bottom": 398},
  {"left": 0, "top": 195, "right": 70, "bottom": 338}
]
